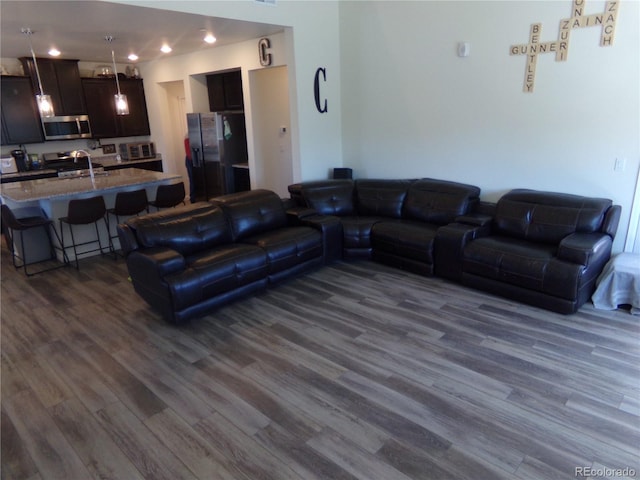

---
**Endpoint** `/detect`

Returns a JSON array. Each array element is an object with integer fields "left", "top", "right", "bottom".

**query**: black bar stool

[
  {"left": 107, "top": 189, "right": 148, "bottom": 247},
  {"left": 1, "top": 204, "right": 68, "bottom": 276},
  {"left": 149, "top": 182, "right": 186, "bottom": 210},
  {"left": 59, "top": 195, "right": 114, "bottom": 269}
]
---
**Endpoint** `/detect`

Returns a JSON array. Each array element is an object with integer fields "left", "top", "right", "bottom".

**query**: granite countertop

[
  {"left": 95, "top": 154, "right": 162, "bottom": 168},
  {"left": 0, "top": 155, "right": 162, "bottom": 180},
  {"left": 1, "top": 167, "right": 181, "bottom": 203}
]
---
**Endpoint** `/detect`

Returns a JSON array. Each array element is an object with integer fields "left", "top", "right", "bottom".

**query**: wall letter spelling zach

[{"left": 314, "top": 67, "right": 328, "bottom": 113}]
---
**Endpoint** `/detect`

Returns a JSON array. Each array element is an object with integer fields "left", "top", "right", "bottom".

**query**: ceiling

[{"left": 0, "top": 1, "right": 284, "bottom": 65}]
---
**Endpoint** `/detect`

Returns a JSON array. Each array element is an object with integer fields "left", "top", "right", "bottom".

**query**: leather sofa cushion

[
  {"left": 494, "top": 189, "right": 612, "bottom": 244},
  {"left": 355, "top": 180, "right": 413, "bottom": 218},
  {"left": 169, "top": 243, "right": 268, "bottom": 310},
  {"left": 215, "top": 189, "right": 287, "bottom": 241},
  {"left": 372, "top": 220, "right": 439, "bottom": 263},
  {"left": 404, "top": 178, "right": 480, "bottom": 224},
  {"left": 244, "top": 226, "right": 323, "bottom": 274},
  {"left": 133, "top": 204, "right": 232, "bottom": 256},
  {"left": 462, "top": 236, "right": 583, "bottom": 300},
  {"left": 300, "top": 180, "right": 355, "bottom": 216},
  {"left": 341, "top": 216, "right": 382, "bottom": 249}
]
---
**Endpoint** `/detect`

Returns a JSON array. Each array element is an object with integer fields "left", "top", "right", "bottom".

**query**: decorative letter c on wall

[
  {"left": 258, "top": 38, "right": 272, "bottom": 66},
  {"left": 314, "top": 67, "right": 328, "bottom": 113}
]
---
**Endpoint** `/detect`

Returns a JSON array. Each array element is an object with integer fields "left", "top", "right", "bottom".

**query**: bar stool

[
  {"left": 149, "top": 182, "right": 186, "bottom": 210},
  {"left": 1, "top": 204, "right": 67, "bottom": 276},
  {"left": 107, "top": 189, "right": 148, "bottom": 246},
  {"left": 59, "top": 195, "right": 114, "bottom": 269}
]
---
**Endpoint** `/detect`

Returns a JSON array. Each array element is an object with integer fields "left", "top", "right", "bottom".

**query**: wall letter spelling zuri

[{"left": 314, "top": 68, "right": 328, "bottom": 113}]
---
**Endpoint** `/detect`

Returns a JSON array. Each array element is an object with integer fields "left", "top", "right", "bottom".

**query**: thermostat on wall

[{"left": 457, "top": 42, "right": 470, "bottom": 57}]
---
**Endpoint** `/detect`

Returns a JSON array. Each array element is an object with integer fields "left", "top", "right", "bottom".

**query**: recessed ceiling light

[
  {"left": 48, "top": 48, "right": 60, "bottom": 57},
  {"left": 128, "top": 53, "right": 139, "bottom": 61},
  {"left": 204, "top": 34, "right": 216, "bottom": 44},
  {"left": 160, "top": 44, "right": 172, "bottom": 53}
]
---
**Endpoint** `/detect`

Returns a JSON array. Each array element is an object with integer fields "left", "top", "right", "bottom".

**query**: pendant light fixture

[
  {"left": 105, "top": 35, "right": 129, "bottom": 116},
  {"left": 21, "top": 27, "right": 55, "bottom": 118}
]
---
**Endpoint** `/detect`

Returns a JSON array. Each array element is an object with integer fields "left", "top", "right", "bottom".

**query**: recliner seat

[{"left": 438, "top": 189, "right": 621, "bottom": 313}]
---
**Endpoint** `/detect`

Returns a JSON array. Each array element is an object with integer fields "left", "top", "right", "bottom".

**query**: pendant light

[
  {"left": 21, "top": 28, "right": 55, "bottom": 118},
  {"left": 105, "top": 36, "right": 129, "bottom": 116}
]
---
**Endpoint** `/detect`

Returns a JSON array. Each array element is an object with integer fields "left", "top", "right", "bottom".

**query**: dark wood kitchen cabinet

[
  {"left": 0, "top": 76, "right": 44, "bottom": 145},
  {"left": 20, "top": 58, "right": 86, "bottom": 115},
  {"left": 81, "top": 78, "right": 118, "bottom": 138},
  {"left": 118, "top": 78, "right": 151, "bottom": 136},
  {"left": 207, "top": 70, "right": 243, "bottom": 111},
  {"left": 81, "top": 77, "right": 150, "bottom": 138}
]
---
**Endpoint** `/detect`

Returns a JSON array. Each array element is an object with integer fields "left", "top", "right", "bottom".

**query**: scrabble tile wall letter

[{"left": 510, "top": 0, "right": 620, "bottom": 92}]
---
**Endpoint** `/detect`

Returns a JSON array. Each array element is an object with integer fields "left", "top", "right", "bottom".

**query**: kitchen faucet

[{"left": 73, "top": 149, "right": 95, "bottom": 183}]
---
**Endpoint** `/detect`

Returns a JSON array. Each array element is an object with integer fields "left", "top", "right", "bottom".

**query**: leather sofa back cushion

[
  {"left": 356, "top": 179, "right": 413, "bottom": 218},
  {"left": 404, "top": 178, "right": 481, "bottom": 224},
  {"left": 216, "top": 189, "right": 287, "bottom": 240},
  {"left": 495, "top": 189, "right": 612, "bottom": 244},
  {"left": 301, "top": 180, "right": 355, "bottom": 216},
  {"left": 134, "top": 205, "right": 232, "bottom": 256}
]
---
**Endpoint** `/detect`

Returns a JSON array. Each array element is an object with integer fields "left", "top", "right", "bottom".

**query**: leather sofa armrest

[
  {"left": 454, "top": 213, "right": 493, "bottom": 228},
  {"left": 127, "top": 247, "right": 186, "bottom": 279},
  {"left": 116, "top": 223, "right": 139, "bottom": 256},
  {"left": 281, "top": 197, "right": 297, "bottom": 211},
  {"left": 300, "top": 214, "right": 343, "bottom": 263},
  {"left": 286, "top": 206, "right": 318, "bottom": 223},
  {"left": 602, "top": 205, "right": 621, "bottom": 238},
  {"left": 435, "top": 222, "right": 489, "bottom": 281},
  {"left": 557, "top": 233, "right": 612, "bottom": 266}
]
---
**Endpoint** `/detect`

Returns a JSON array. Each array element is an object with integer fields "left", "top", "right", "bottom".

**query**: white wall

[
  {"left": 250, "top": 66, "right": 293, "bottom": 196},
  {"left": 339, "top": 0, "right": 639, "bottom": 253},
  {"left": 115, "top": 0, "right": 343, "bottom": 183}
]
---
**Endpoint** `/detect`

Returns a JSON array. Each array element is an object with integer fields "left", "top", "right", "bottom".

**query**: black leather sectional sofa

[{"left": 118, "top": 179, "right": 620, "bottom": 323}]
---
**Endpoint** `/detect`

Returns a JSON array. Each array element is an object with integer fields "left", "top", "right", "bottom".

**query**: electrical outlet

[{"left": 614, "top": 157, "right": 627, "bottom": 172}]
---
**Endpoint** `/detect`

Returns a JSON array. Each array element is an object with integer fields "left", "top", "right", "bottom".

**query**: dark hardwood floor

[{"left": 1, "top": 247, "right": 639, "bottom": 479}]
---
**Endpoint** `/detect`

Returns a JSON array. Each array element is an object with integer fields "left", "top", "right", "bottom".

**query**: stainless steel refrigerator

[{"left": 187, "top": 112, "right": 248, "bottom": 201}]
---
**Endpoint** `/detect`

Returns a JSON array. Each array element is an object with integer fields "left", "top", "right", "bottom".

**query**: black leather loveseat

[
  {"left": 435, "top": 189, "right": 621, "bottom": 313},
  {"left": 288, "top": 178, "right": 481, "bottom": 276},
  {"left": 117, "top": 189, "right": 330, "bottom": 324}
]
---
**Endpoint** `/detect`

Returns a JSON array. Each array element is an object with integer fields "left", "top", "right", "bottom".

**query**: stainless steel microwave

[{"left": 41, "top": 115, "right": 92, "bottom": 140}]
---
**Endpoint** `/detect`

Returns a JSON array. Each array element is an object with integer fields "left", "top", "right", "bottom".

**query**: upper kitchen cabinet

[
  {"left": 20, "top": 58, "right": 86, "bottom": 116},
  {"left": 81, "top": 77, "right": 150, "bottom": 138},
  {"left": 207, "top": 70, "right": 244, "bottom": 112},
  {"left": 81, "top": 78, "right": 119, "bottom": 138},
  {"left": 1, "top": 76, "right": 45, "bottom": 145},
  {"left": 118, "top": 78, "right": 151, "bottom": 136}
]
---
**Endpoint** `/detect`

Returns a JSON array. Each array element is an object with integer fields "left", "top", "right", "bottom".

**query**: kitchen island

[
  {"left": 1, "top": 168, "right": 182, "bottom": 262},
  {"left": 1, "top": 156, "right": 163, "bottom": 184}
]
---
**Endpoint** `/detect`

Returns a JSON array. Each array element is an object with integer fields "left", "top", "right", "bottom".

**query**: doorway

[
  {"left": 249, "top": 66, "right": 292, "bottom": 197},
  {"left": 158, "top": 80, "right": 190, "bottom": 200}
]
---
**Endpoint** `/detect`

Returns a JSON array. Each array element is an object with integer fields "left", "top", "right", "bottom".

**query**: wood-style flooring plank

[
  {"left": 0, "top": 407, "right": 39, "bottom": 480},
  {"left": 95, "top": 402, "right": 198, "bottom": 480},
  {"left": 49, "top": 398, "right": 146, "bottom": 480},
  {"left": 3, "top": 389, "right": 92, "bottom": 480},
  {"left": 194, "top": 412, "right": 304, "bottom": 480},
  {"left": 1, "top": 249, "right": 638, "bottom": 480}
]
